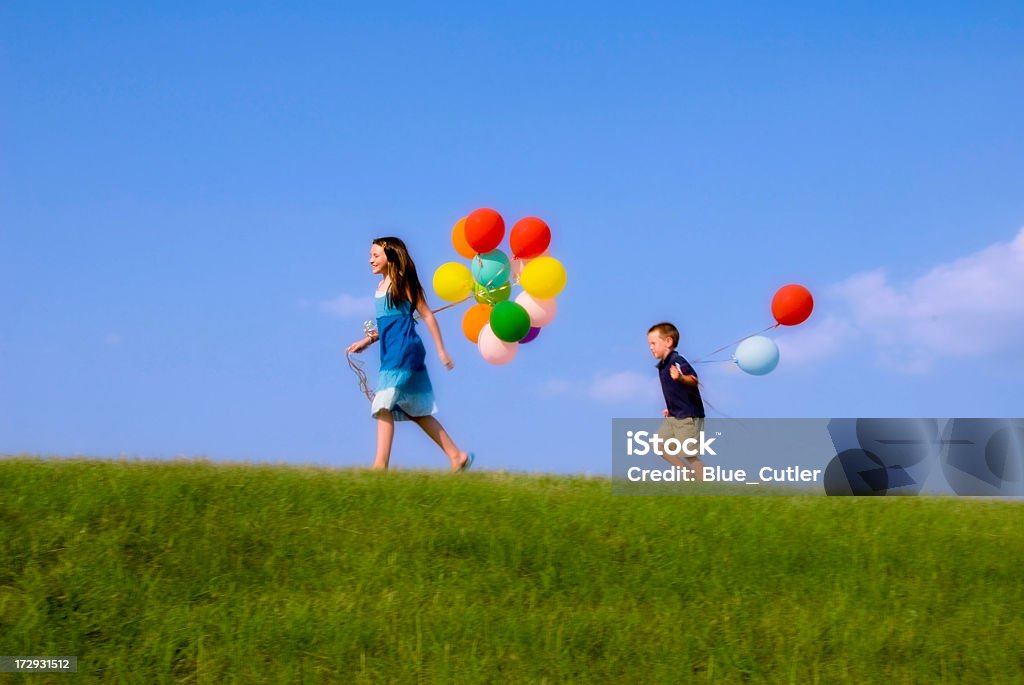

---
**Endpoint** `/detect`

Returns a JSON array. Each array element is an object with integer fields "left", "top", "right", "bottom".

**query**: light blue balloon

[
  {"left": 734, "top": 336, "right": 780, "bottom": 375},
  {"left": 471, "top": 249, "right": 511, "bottom": 288}
]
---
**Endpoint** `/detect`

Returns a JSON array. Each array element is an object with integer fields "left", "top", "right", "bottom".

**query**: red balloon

[
  {"left": 464, "top": 208, "right": 505, "bottom": 253},
  {"left": 772, "top": 284, "right": 814, "bottom": 326},
  {"left": 510, "top": 217, "right": 551, "bottom": 259}
]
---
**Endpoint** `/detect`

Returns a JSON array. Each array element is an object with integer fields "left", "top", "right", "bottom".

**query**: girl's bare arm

[{"left": 416, "top": 298, "right": 454, "bottom": 369}]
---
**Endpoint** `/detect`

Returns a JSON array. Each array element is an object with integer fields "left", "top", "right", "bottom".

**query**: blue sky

[{"left": 3, "top": 2, "right": 1022, "bottom": 473}]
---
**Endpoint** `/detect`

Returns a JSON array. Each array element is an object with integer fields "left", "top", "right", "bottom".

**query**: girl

[{"left": 346, "top": 237, "right": 474, "bottom": 471}]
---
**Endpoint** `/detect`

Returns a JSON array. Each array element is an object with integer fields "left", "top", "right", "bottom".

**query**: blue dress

[{"left": 371, "top": 290, "right": 437, "bottom": 421}]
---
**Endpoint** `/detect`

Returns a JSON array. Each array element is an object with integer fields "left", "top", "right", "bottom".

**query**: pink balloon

[
  {"left": 515, "top": 292, "right": 558, "bottom": 327},
  {"left": 477, "top": 324, "right": 518, "bottom": 365}
]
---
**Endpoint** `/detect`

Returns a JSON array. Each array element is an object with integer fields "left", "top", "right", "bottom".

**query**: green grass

[{"left": 1, "top": 456, "right": 1022, "bottom": 684}]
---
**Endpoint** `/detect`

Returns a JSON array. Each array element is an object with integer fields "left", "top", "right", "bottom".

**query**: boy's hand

[
  {"left": 663, "top": 409, "right": 670, "bottom": 417},
  {"left": 669, "top": 364, "right": 681, "bottom": 381}
]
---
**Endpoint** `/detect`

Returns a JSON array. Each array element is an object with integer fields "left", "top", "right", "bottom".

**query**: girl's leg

[
  {"left": 374, "top": 410, "right": 395, "bottom": 470},
  {"left": 412, "top": 415, "right": 469, "bottom": 470}
]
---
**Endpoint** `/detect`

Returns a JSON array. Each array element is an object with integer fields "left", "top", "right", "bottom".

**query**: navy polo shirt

[{"left": 657, "top": 350, "right": 705, "bottom": 419}]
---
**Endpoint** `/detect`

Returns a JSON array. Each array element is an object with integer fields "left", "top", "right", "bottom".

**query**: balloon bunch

[
  {"left": 727, "top": 284, "right": 814, "bottom": 375},
  {"left": 432, "top": 208, "right": 566, "bottom": 365}
]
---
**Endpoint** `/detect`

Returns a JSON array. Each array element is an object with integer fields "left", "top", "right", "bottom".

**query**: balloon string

[
  {"left": 688, "top": 323, "right": 782, "bottom": 419},
  {"left": 346, "top": 351, "right": 375, "bottom": 403},
  {"left": 474, "top": 254, "right": 513, "bottom": 289},
  {"left": 692, "top": 323, "right": 780, "bottom": 363},
  {"left": 417, "top": 253, "right": 514, "bottom": 317},
  {"left": 419, "top": 253, "right": 516, "bottom": 323},
  {"left": 700, "top": 395, "right": 736, "bottom": 420},
  {"left": 419, "top": 295, "right": 472, "bottom": 319}
]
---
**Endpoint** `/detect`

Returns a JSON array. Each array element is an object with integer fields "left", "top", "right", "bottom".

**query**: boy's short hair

[{"left": 648, "top": 322, "right": 679, "bottom": 348}]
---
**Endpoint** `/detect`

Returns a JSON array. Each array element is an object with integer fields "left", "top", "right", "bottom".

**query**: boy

[{"left": 648, "top": 322, "right": 706, "bottom": 477}]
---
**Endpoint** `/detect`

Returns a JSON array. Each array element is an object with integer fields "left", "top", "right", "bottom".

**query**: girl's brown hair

[{"left": 374, "top": 237, "right": 425, "bottom": 310}]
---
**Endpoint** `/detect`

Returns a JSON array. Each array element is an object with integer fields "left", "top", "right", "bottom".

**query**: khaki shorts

[{"left": 657, "top": 417, "right": 706, "bottom": 462}]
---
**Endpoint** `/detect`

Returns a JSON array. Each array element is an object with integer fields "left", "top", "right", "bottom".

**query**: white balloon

[
  {"left": 477, "top": 324, "right": 518, "bottom": 365},
  {"left": 515, "top": 292, "right": 558, "bottom": 327},
  {"left": 734, "top": 336, "right": 780, "bottom": 375}
]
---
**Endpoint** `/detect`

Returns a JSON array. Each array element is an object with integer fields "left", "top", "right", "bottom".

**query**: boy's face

[{"left": 648, "top": 331, "right": 674, "bottom": 360}]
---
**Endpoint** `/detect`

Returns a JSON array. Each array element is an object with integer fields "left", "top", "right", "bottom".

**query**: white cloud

[
  {"left": 787, "top": 227, "right": 1024, "bottom": 372},
  {"left": 539, "top": 372, "right": 660, "bottom": 404},
  {"left": 776, "top": 315, "right": 857, "bottom": 366},
  {"left": 588, "top": 371, "right": 660, "bottom": 404},
  {"left": 319, "top": 293, "right": 374, "bottom": 318}
]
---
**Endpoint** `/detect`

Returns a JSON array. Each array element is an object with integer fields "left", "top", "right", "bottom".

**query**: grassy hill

[{"left": 1, "top": 457, "right": 1022, "bottom": 683}]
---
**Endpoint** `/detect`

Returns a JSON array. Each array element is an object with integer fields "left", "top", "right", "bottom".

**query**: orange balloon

[
  {"left": 452, "top": 217, "right": 475, "bottom": 259},
  {"left": 462, "top": 303, "right": 493, "bottom": 343},
  {"left": 464, "top": 208, "right": 505, "bottom": 253},
  {"left": 772, "top": 284, "right": 814, "bottom": 326}
]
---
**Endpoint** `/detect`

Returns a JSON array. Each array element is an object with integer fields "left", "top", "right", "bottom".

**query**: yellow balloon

[
  {"left": 432, "top": 262, "right": 473, "bottom": 302},
  {"left": 519, "top": 256, "right": 566, "bottom": 299}
]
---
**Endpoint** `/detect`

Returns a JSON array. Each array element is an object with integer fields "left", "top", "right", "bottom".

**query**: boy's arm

[
  {"left": 678, "top": 374, "right": 699, "bottom": 387},
  {"left": 670, "top": 363, "right": 700, "bottom": 387}
]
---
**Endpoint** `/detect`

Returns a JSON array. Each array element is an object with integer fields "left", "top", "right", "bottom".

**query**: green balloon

[
  {"left": 474, "top": 282, "right": 511, "bottom": 306},
  {"left": 489, "top": 301, "right": 532, "bottom": 343}
]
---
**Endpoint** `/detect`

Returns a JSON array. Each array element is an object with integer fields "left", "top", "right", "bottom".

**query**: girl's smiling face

[{"left": 369, "top": 244, "right": 388, "bottom": 275}]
